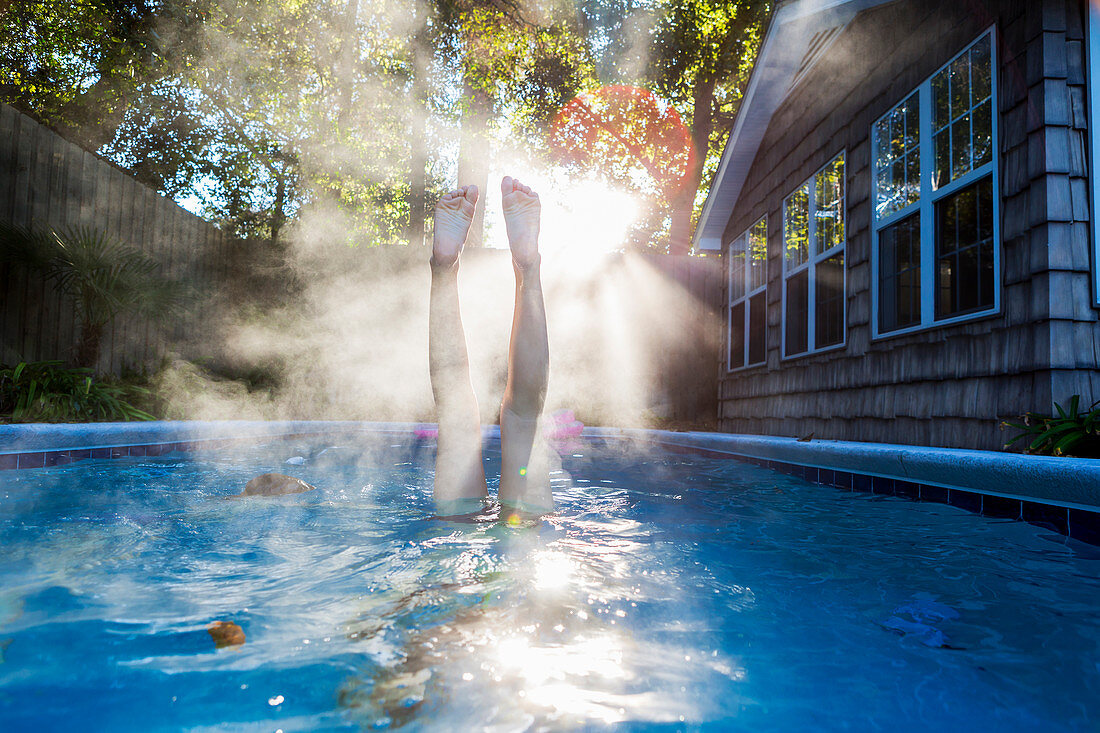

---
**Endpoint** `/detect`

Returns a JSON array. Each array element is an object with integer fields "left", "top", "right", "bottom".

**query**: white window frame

[
  {"left": 780, "top": 151, "right": 848, "bottom": 359},
  {"left": 727, "top": 216, "right": 768, "bottom": 371},
  {"left": 1088, "top": 5, "right": 1100, "bottom": 306},
  {"left": 870, "top": 27, "right": 1001, "bottom": 339}
]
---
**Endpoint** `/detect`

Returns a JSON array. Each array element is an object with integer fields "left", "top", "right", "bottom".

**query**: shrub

[
  {"left": 1002, "top": 396, "right": 1100, "bottom": 458},
  {"left": 0, "top": 361, "right": 155, "bottom": 422}
]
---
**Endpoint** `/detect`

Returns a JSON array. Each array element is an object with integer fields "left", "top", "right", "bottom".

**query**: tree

[
  {"left": 648, "top": 0, "right": 769, "bottom": 253},
  {"left": 2, "top": 0, "right": 446, "bottom": 245},
  {"left": 0, "top": 0, "right": 208, "bottom": 150},
  {"left": 431, "top": 0, "right": 595, "bottom": 247},
  {"left": 1, "top": 0, "right": 768, "bottom": 254}
]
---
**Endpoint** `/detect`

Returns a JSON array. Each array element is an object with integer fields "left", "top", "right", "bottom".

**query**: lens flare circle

[{"left": 549, "top": 85, "right": 695, "bottom": 197}]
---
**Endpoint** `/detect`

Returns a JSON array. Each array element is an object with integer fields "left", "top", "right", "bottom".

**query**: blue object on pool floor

[{"left": 0, "top": 437, "right": 1097, "bottom": 731}]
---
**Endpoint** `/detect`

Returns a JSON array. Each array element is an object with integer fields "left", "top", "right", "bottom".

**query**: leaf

[{"left": 1053, "top": 432, "right": 1084, "bottom": 455}]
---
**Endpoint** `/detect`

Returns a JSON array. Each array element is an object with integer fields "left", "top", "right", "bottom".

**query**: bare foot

[
  {"left": 501, "top": 176, "right": 540, "bottom": 269},
  {"left": 433, "top": 185, "right": 479, "bottom": 267}
]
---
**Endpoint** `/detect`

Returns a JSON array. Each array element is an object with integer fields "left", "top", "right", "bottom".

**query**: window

[
  {"left": 782, "top": 153, "right": 846, "bottom": 358},
  {"left": 727, "top": 217, "right": 767, "bottom": 370},
  {"left": 872, "top": 30, "right": 999, "bottom": 336}
]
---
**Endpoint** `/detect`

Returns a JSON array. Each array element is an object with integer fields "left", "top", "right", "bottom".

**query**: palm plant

[
  {"left": 1002, "top": 395, "right": 1100, "bottom": 458},
  {"left": 0, "top": 221, "right": 187, "bottom": 368}
]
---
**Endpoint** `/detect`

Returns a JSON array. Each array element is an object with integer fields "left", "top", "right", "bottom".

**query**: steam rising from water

[
  {"left": 159, "top": 222, "right": 717, "bottom": 427},
  {"left": 147, "top": 0, "right": 719, "bottom": 427}
]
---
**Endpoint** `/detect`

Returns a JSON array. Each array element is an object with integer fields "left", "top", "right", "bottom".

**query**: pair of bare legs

[{"left": 429, "top": 176, "right": 552, "bottom": 517}]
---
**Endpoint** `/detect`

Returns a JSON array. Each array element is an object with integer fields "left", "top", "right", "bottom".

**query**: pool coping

[{"left": 2, "top": 421, "right": 1098, "bottom": 544}]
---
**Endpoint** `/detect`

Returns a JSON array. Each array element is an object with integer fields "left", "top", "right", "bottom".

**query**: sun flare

[{"left": 486, "top": 173, "right": 639, "bottom": 262}]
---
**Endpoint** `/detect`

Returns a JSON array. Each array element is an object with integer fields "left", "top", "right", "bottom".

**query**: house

[{"left": 692, "top": 0, "right": 1100, "bottom": 451}]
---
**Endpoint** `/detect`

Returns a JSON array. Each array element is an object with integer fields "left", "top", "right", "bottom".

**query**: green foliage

[
  {"left": 0, "top": 0, "right": 207, "bottom": 150},
  {"left": 2, "top": 0, "right": 770, "bottom": 250},
  {"left": 1002, "top": 396, "right": 1100, "bottom": 458},
  {"left": 0, "top": 361, "right": 156, "bottom": 422}
]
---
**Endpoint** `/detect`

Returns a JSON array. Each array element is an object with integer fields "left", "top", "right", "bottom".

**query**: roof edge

[{"left": 692, "top": 0, "right": 898, "bottom": 252}]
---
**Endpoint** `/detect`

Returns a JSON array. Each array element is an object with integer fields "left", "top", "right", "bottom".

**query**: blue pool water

[{"left": 0, "top": 437, "right": 1098, "bottom": 731}]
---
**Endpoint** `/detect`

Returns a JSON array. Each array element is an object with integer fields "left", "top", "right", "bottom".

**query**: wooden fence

[
  {"left": 0, "top": 103, "right": 231, "bottom": 375},
  {"left": 0, "top": 102, "right": 722, "bottom": 424}
]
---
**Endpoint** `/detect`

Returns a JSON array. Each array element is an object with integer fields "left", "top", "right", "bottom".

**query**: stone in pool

[{"left": 236, "top": 472, "right": 317, "bottom": 497}]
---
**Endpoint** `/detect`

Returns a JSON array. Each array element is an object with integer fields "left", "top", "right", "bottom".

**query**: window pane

[
  {"left": 874, "top": 93, "right": 919, "bottom": 217},
  {"left": 876, "top": 169, "right": 895, "bottom": 216},
  {"left": 729, "top": 301, "right": 745, "bottom": 369},
  {"left": 952, "top": 115, "right": 972, "bottom": 177},
  {"left": 934, "top": 129, "right": 950, "bottom": 190},
  {"left": 971, "top": 34, "right": 992, "bottom": 103},
  {"left": 814, "top": 253, "right": 845, "bottom": 348},
  {"left": 878, "top": 213, "right": 921, "bottom": 333},
  {"left": 978, "top": 173, "right": 994, "bottom": 240},
  {"left": 785, "top": 269, "right": 809, "bottom": 356},
  {"left": 729, "top": 235, "right": 746, "bottom": 301},
  {"left": 935, "top": 176, "right": 995, "bottom": 319},
  {"left": 749, "top": 218, "right": 768, "bottom": 291},
  {"left": 950, "top": 54, "right": 970, "bottom": 115},
  {"left": 906, "top": 151, "right": 921, "bottom": 202},
  {"left": 934, "top": 34, "right": 994, "bottom": 187},
  {"left": 933, "top": 70, "right": 950, "bottom": 131},
  {"left": 972, "top": 98, "right": 992, "bottom": 167},
  {"left": 890, "top": 106, "right": 906, "bottom": 159},
  {"left": 814, "top": 154, "right": 845, "bottom": 254},
  {"left": 904, "top": 97, "right": 919, "bottom": 149},
  {"left": 873, "top": 121, "right": 890, "bottom": 171},
  {"left": 784, "top": 185, "right": 809, "bottom": 266},
  {"left": 748, "top": 292, "right": 766, "bottom": 365}
]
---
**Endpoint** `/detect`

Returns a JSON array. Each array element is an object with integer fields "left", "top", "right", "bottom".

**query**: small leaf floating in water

[{"left": 207, "top": 620, "right": 246, "bottom": 648}]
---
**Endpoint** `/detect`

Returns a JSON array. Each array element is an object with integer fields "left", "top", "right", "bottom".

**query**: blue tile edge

[
  {"left": 612, "top": 429, "right": 1100, "bottom": 510},
  {"left": 637, "top": 433, "right": 1100, "bottom": 547}
]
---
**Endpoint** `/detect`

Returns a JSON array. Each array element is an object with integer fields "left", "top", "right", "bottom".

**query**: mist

[{"left": 158, "top": 210, "right": 721, "bottom": 429}]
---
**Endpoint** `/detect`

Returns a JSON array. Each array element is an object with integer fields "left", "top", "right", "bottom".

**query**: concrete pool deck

[{"left": 2, "top": 420, "right": 1098, "bottom": 543}]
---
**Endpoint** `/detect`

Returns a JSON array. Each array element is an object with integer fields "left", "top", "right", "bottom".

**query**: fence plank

[
  {"left": 0, "top": 104, "right": 17, "bottom": 221},
  {"left": 0, "top": 106, "right": 18, "bottom": 364},
  {"left": 93, "top": 158, "right": 113, "bottom": 373},
  {"left": 38, "top": 127, "right": 65, "bottom": 363},
  {"left": 56, "top": 144, "right": 84, "bottom": 365},
  {"left": 12, "top": 112, "right": 37, "bottom": 362},
  {"left": 126, "top": 176, "right": 148, "bottom": 371},
  {"left": 141, "top": 186, "right": 158, "bottom": 367}
]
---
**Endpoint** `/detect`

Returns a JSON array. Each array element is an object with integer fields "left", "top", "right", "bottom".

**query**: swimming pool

[{"left": 1, "top": 433, "right": 1098, "bottom": 731}]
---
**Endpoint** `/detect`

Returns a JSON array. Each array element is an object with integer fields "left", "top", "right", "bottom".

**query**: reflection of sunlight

[
  {"left": 533, "top": 551, "right": 574, "bottom": 591},
  {"left": 496, "top": 632, "right": 629, "bottom": 722}
]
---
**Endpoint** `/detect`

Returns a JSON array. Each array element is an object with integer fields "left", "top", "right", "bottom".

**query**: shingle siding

[{"left": 716, "top": 0, "right": 1100, "bottom": 451}]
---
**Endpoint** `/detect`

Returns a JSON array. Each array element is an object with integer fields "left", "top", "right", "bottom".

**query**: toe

[
  {"left": 464, "top": 184, "right": 479, "bottom": 203},
  {"left": 501, "top": 176, "right": 514, "bottom": 194}
]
